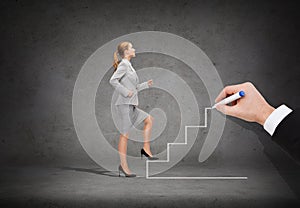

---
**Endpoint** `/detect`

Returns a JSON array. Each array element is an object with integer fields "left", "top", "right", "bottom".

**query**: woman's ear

[{"left": 123, "top": 49, "right": 128, "bottom": 56}]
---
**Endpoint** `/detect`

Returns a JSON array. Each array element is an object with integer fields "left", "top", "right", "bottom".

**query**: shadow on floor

[{"left": 59, "top": 166, "right": 120, "bottom": 177}]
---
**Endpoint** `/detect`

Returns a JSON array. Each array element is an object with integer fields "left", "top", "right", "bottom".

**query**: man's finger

[
  {"left": 215, "top": 104, "right": 236, "bottom": 117},
  {"left": 214, "top": 85, "right": 241, "bottom": 103}
]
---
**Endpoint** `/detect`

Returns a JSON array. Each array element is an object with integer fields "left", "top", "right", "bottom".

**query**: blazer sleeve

[
  {"left": 109, "top": 63, "right": 131, "bottom": 97},
  {"left": 272, "top": 108, "right": 300, "bottom": 163},
  {"left": 136, "top": 81, "right": 149, "bottom": 92}
]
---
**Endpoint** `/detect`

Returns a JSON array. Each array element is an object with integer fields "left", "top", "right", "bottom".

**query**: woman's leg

[
  {"left": 118, "top": 133, "right": 132, "bottom": 174},
  {"left": 143, "top": 115, "right": 154, "bottom": 156}
]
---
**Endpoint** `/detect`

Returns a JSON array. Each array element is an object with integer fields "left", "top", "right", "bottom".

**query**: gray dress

[
  {"left": 110, "top": 59, "right": 150, "bottom": 134},
  {"left": 116, "top": 104, "right": 149, "bottom": 134}
]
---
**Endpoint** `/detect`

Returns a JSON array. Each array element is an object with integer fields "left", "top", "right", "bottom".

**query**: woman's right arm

[{"left": 109, "top": 63, "right": 131, "bottom": 97}]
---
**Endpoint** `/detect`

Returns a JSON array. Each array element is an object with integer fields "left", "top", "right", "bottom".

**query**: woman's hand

[
  {"left": 127, "top": 91, "right": 134, "bottom": 97},
  {"left": 147, "top": 79, "right": 153, "bottom": 87}
]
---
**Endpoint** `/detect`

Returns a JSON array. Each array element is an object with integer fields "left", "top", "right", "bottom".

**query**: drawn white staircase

[{"left": 146, "top": 107, "right": 248, "bottom": 180}]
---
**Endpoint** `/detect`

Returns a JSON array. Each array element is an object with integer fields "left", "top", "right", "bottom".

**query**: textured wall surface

[{"left": 1, "top": 0, "right": 299, "bottom": 166}]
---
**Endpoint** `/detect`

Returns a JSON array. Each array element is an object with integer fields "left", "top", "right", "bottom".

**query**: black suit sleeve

[{"left": 272, "top": 108, "right": 300, "bottom": 163}]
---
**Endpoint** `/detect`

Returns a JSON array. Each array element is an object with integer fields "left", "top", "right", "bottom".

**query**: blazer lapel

[{"left": 128, "top": 64, "right": 138, "bottom": 83}]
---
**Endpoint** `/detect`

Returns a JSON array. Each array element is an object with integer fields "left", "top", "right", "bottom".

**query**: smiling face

[{"left": 124, "top": 43, "right": 136, "bottom": 59}]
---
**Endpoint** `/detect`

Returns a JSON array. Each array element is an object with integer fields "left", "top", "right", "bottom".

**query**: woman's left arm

[
  {"left": 136, "top": 80, "right": 152, "bottom": 92},
  {"left": 136, "top": 82, "right": 149, "bottom": 92}
]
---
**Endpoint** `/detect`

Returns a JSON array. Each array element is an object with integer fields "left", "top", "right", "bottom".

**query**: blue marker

[{"left": 212, "top": 91, "right": 245, "bottom": 109}]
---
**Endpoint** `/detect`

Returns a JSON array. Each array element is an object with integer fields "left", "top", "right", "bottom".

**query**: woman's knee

[
  {"left": 144, "top": 115, "right": 153, "bottom": 125},
  {"left": 120, "top": 133, "right": 129, "bottom": 139}
]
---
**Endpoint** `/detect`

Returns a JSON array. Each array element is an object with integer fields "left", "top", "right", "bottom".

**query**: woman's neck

[{"left": 124, "top": 56, "right": 131, "bottom": 61}]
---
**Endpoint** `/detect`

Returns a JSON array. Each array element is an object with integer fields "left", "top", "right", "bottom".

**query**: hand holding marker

[
  {"left": 212, "top": 82, "right": 299, "bottom": 163},
  {"left": 213, "top": 82, "right": 275, "bottom": 125},
  {"left": 212, "top": 91, "right": 245, "bottom": 109}
]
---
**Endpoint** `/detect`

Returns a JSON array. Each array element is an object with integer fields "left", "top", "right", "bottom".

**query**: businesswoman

[{"left": 110, "top": 42, "right": 158, "bottom": 177}]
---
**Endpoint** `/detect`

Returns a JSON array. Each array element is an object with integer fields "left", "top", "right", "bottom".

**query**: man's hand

[{"left": 214, "top": 82, "right": 275, "bottom": 125}]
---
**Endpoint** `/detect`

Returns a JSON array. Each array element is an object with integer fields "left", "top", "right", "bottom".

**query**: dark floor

[{"left": 1, "top": 163, "right": 299, "bottom": 208}]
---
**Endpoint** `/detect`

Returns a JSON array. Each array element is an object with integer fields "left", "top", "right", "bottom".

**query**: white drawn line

[
  {"left": 146, "top": 176, "right": 248, "bottom": 180},
  {"left": 146, "top": 108, "right": 248, "bottom": 180}
]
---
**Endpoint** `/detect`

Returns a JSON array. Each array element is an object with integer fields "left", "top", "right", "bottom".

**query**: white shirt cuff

[{"left": 263, "top": 104, "right": 293, "bottom": 136}]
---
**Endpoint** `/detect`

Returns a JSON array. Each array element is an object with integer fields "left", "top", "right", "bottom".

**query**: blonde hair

[{"left": 113, "top": 42, "right": 131, "bottom": 71}]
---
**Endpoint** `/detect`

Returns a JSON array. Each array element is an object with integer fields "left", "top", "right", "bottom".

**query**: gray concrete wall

[{"left": 0, "top": 0, "right": 299, "bottom": 171}]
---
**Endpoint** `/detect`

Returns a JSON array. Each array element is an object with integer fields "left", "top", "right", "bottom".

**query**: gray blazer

[{"left": 109, "top": 59, "right": 149, "bottom": 106}]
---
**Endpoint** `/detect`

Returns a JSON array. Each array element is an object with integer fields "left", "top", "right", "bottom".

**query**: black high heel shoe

[
  {"left": 141, "top": 148, "right": 159, "bottom": 160},
  {"left": 118, "top": 165, "right": 136, "bottom": 177}
]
